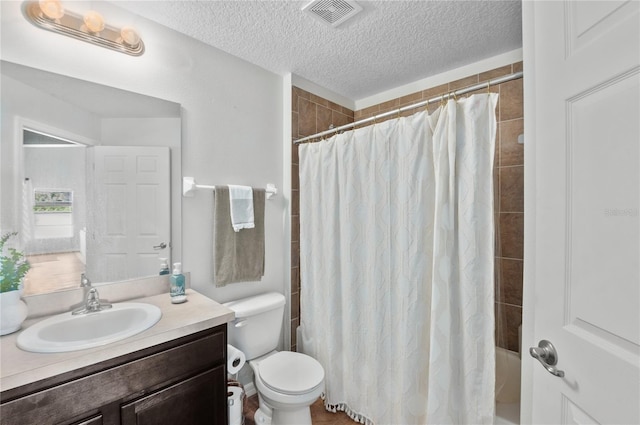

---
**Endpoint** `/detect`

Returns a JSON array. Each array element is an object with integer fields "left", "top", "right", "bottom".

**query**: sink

[{"left": 17, "top": 303, "right": 162, "bottom": 353}]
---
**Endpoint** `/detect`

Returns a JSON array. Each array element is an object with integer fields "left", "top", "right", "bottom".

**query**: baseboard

[{"left": 244, "top": 382, "right": 257, "bottom": 397}]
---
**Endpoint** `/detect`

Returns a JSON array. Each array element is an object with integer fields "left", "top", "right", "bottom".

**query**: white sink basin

[{"left": 17, "top": 303, "right": 162, "bottom": 353}]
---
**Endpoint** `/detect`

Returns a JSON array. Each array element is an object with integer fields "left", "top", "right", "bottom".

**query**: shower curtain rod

[{"left": 294, "top": 71, "right": 523, "bottom": 144}]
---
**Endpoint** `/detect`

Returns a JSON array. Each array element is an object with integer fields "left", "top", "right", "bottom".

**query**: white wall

[{"left": 1, "top": 1, "right": 285, "bottom": 303}]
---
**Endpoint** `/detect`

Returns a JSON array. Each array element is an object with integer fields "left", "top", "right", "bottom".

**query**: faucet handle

[
  {"left": 86, "top": 288, "right": 101, "bottom": 311},
  {"left": 86, "top": 288, "right": 112, "bottom": 312},
  {"left": 80, "top": 273, "right": 91, "bottom": 287}
]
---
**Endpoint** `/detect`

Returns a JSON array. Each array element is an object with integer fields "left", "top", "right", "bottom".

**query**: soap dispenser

[
  {"left": 170, "top": 262, "right": 187, "bottom": 304},
  {"left": 159, "top": 258, "right": 170, "bottom": 275}
]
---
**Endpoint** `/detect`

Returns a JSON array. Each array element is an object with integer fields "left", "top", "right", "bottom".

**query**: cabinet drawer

[{"left": 0, "top": 329, "right": 225, "bottom": 425}]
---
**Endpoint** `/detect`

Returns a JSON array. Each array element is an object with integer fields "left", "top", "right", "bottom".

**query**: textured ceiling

[{"left": 114, "top": 0, "right": 522, "bottom": 101}]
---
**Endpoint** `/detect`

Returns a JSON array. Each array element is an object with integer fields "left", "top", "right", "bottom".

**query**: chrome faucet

[{"left": 72, "top": 288, "right": 112, "bottom": 315}]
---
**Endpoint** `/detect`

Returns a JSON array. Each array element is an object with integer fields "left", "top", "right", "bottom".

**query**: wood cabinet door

[
  {"left": 71, "top": 415, "right": 103, "bottom": 425},
  {"left": 121, "top": 366, "right": 227, "bottom": 425}
]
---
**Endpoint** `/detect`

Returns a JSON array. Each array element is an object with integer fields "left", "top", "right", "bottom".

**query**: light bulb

[
  {"left": 120, "top": 26, "right": 140, "bottom": 47},
  {"left": 83, "top": 11, "right": 105, "bottom": 33},
  {"left": 39, "top": 0, "right": 64, "bottom": 20}
]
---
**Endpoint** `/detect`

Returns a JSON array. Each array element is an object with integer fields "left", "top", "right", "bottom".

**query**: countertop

[{"left": 0, "top": 289, "right": 235, "bottom": 394}]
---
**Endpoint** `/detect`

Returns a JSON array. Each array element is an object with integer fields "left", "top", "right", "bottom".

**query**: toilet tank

[{"left": 223, "top": 292, "right": 286, "bottom": 360}]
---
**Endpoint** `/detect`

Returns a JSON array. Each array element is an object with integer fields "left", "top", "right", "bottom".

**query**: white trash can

[{"left": 228, "top": 385, "right": 244, "bottom": 425}]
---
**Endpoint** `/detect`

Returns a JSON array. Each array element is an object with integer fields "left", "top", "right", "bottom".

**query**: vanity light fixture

[{"left": 23, "top": 0, "right": 144, "bottom": 56}]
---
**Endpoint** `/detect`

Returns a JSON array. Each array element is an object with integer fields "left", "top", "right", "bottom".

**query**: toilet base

[
  {"left": 256, "top": 398, "right": 313, "bottom": 425},
  {"left": 254, "top": 408, "right": 272, "bottom": 425},
  {"left": 271, "top": 406, "right": 312, "bottom": 425}
]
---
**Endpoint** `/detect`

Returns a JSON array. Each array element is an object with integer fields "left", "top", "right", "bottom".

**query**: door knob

[
  {"left": 530, "top": 340, "right": 565, "bottom": 377},
  {"left": 153, "top": 242, "right": 167, "bottom": 250}
]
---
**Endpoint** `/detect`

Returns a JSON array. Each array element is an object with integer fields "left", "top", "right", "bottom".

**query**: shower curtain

[{"left": 299, "top": 94, "right": 498, "bottom": 425}]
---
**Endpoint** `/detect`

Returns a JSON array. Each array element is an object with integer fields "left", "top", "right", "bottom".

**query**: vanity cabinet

[{"left": 0, "top": 326, "right": 228, "bottom": 425}]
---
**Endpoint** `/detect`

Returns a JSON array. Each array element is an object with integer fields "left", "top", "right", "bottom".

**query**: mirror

[{"left": 1, "top": 60, "right": 182, "bottom": 296}]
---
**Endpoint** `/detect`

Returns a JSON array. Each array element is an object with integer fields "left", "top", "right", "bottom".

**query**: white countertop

[{"left": 0, "top": 289, "right": 234, "bottom": 394}]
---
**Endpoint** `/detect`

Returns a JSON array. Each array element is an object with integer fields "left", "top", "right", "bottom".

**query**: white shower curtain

[{"left": 299, "top": 94, "right": 498, "bottom": 425}]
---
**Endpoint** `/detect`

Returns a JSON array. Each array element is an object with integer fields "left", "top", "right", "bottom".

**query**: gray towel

[{"left": 214, "top": 186, "right": 265, "bottom": 286}]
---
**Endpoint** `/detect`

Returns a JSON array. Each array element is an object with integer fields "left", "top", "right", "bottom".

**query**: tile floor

[{"left": 243, "top": 394, "right": 356, "bottom": 425}]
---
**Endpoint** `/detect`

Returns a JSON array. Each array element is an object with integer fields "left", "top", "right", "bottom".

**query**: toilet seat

[{"left": 258, "top": 351, "right": 324, "bottom": 396}]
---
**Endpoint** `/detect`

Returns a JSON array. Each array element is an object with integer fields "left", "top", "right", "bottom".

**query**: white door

[
  {"left": 523, "top": 1, "right": 639, "bottom": 424},
  {"left": 88, "top": 146, "right": 170, "bottom": 283}
]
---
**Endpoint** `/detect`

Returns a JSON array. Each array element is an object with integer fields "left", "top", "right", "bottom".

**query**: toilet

[{"left": 224, "top": 292, "right": 324, "bottom": 425}]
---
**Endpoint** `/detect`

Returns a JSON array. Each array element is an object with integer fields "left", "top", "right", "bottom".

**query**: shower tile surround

[{"left": 291, "top": 62, "right": 524, "bottom": 353}]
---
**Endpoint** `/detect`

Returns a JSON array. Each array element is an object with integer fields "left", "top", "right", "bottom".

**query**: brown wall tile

[
  {"left": 359, "top": 104, "right": 380, "bottom": 117},
  {"left": 333, "top": 111, "right": 353, "bottom": 129},
  {"left": 291, "top": 214, "right": 300, "bottom": 242},
  {"left": 291, "top": 317, "right": 299, "bottom": 348},
  {"left": 449, "top": 75, "right": 479, "bottom": 91},
  {"left": 298, "top": 97, "right": 317, "bottom": 136},
  {"left": 499, "top": 213, "right": 524, "bottom": 259},
  {"left": 292, "top": 112, "right": 298, "bottom": 139},
  {"left": 379, "top": 98, "right": 400, "bottom": 114},
  {"left": 316, "top": 105, "right": 332, "bottom": 134},
  {"left": 291, "top": 240, "right": 299, "bottom": 268},
  {"left": 479, "top": 65, "right": 513, "bottom": 83},
  {"left": 292, "top": 162, "right": 299, "bottom": 190},
  {"left": 341, "top": 105, "right": 355, "bottom": 118},
  {"left": 500, "top": 118, "right": 524, "bottom": 166},
  {"left": 495, "top": 302, "right": 522, "bottom": 351},
  {"left": 498, "top": 259, "right": 523, "bottom": 306},
  {"left": 400, "top": 91, "right": 423, "bottom": 106},
  {"left": 422, "top": 83, "right": 449, "bottom": 100},
  {"left": 499, "top": 79, "right": 524, "bottom": 121},
  {"left": 502, "top": 303, "right": 522, "bottom": 352},
  {"left": 513, "top": 61, "right": 523, "bottom": 73},
  {"left": 493, "top": 167, "right": 500, "bottom": 211},
  {"left": 309, "top": 93, "right": 329, "bottom": 108},
  {"left": 500, "top": 166, "right": 524, "bottom": 213},
  {"left": 291, "top": 263, "right": 300, "bottom": 293},
  {"left": 292, "top": 144, "right": 299, "bottom": 164},
  {"left": 292, "top": 189, "right": 299, "bottom": 215},
  {"left": 291, "top": 290, "right": 300, "bottom": 319}
]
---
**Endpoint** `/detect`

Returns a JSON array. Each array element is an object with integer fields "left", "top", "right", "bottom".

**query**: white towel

[{"left": 228, "top": 185, "right": 254, "bottom": 232}]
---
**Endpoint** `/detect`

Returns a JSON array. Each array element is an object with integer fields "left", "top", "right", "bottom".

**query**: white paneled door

[
  {"left": 88, "top": 146, "right": 170, "bottom": 283},
  {"left": 523, "top": 1, "right": 639, "bottom": 424}
]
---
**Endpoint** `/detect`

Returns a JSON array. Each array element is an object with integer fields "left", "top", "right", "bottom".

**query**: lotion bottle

[
  {"left": 170, "top": 262, "right": 187, "bottom": 304},
  {"left": 159, "top": 258, "right": 170, "bottom": 275}
]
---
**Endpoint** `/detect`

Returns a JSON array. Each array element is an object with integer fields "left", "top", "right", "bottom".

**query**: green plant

[{"left": 0, "top": 232, "right": 30, "bottom": 293}]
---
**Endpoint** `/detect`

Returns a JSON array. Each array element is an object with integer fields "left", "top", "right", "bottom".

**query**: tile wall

[{"left": 291, "top": 61, "right": 524, "bottom": 353}]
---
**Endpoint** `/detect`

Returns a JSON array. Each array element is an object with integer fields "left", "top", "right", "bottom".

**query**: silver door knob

[
  {"left": 530, "top": 340, "right": 565, "bottom": 377},
  {"left": 153, "top": 242, "right": 167, "bottom": 250}
]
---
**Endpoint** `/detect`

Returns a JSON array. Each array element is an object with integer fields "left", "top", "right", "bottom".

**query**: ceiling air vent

[{"left": 302, "top": 0, "right": 363, "bottom": 28}]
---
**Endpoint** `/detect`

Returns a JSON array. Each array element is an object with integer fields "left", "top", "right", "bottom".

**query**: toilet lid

[{"left": 259, "top": 352, "right": 324, "bottom": 395}]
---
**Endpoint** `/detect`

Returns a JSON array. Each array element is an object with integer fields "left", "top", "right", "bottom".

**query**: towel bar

[{"left": 182, "top": 177, "right": 277, "bottom": 200}]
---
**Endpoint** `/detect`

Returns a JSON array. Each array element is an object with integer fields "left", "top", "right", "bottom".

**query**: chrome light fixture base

[{"left": 23, "top": 1, "right": 144, "bottom": 56}]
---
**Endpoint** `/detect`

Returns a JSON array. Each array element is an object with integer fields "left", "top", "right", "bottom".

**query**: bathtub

[{"left": 495, "top": 346, "right": 521, "bottom": 424}]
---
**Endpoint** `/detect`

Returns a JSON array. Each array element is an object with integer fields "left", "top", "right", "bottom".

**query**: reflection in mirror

[
  {"left": 1, "top": 60, "right": 182, "bottom": 296},
  {"left": 23, "top": 129, "right": 87, "bottom": 295}
]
